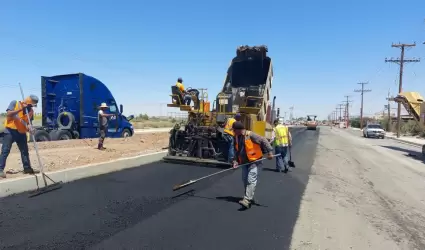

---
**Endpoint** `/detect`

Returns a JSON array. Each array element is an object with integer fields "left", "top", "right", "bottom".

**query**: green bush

[{"left": 350, "top": 118, "right": 360, "bottom": 128}]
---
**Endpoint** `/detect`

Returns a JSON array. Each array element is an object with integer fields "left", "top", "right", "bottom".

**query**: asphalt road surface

[
  {"left": 0, "top": 127, "right": 315, "bottom": 250},
  {"left": 1, "top": 126, "right": 425, "bottom": 250}
]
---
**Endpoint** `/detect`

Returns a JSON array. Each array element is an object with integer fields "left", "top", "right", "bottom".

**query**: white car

[{"left": 363, "top": 124, "right": 385, "bottom": 139}]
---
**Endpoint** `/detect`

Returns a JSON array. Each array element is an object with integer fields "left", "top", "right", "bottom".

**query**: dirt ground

[{"left": 1, "top": 132, "right": 169, "bottom": 180}]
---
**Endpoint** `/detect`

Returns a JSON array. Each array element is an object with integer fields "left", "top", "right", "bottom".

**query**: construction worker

[
  {"left": 271, "top": 119, "right": 292, "bottom": 173},
  {"left": 232, "top": 121, "right": 274, "bottom": 209},
  {"left": 98, "top": 102, "right": 115, "bottom": 150},
  {"left": 0, "top": 95, "right": 40, "bottom": 178},
  {"left": 223, "top": 114, "right": 240, "bottom": 163},
  {"left": 176, "top": 77, "right": 192, "bottom": 105}
]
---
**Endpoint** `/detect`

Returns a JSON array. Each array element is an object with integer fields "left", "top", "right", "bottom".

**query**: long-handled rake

[
  {"left": 172, "top": 154, "right": 281, "bottom": 191},
  {"left": 18, "top": 83, "right": 63, "bottom": 198}
]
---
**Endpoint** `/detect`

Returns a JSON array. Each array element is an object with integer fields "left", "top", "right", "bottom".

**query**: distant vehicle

[
  {"left": 306, "top": 115, "right": 318, "bottom": 130},
  {"left": 363, "top": 124, "right": 385, "bottom": 139}
]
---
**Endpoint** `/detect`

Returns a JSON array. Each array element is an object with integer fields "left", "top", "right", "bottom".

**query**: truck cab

[{"left": 33, "top": 73, "right": 134, "bottom": 141}]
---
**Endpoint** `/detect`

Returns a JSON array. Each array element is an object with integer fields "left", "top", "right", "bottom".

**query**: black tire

[
  {"left": 72, "top": 130, "right": 80, "bottom": 139},
  {"left": 50, "top": 130, "right": 73, "bottom": 140},
  {"left": 121, "top": 128, "right": 132, "bottom": 138},
  {"left": 57, "top": 112, "right": 75, "bottom": 130},
  {"left": 29, "top": 130, "right": 51, "bottom": 142}
]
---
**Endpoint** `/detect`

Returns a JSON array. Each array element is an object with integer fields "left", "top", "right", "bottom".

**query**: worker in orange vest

[
  {"left": 223, "top": 113, "right": 242, "bottom": 163},
  {"left": 0, "top": 95, "right": 40, "bottom": 178},
  {"left": 232, "top": 121, "right": 274, "bottom": 208}
]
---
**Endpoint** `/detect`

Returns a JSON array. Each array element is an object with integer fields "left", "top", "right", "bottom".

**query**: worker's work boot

[
  {"left": 0, "top": 170, "right": 6, "bottom": 178},
  {"left": 239, "top": 198, "right": 251, "bottom": 209},
  {"left": 23, "top": 168, "right": 40, "bottom": 175}
]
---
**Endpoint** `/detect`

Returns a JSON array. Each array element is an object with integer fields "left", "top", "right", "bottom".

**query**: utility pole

[
  {"left": 385, "top": 43, "right": 420, "bottom": 138},
  {"left": 337, "top": 104, "right": 344, "bottom": 122},
  {"left": 385, "top": 89, "right": 391, "bottom": 131},
  {"left": 197, "top": 88, "right": 208, "bottom": 101},
  {"left": 335, "top": 107, "right": 339, "bottom": 122},
  {"left": 344, "top": 95, "right": 353, "bottom": 128},
  {"left": 354, "top": 82, "right": 372, "bottom": 129},
  {"left": 289, "top": 106, "right": 294, "bottom": 121}
]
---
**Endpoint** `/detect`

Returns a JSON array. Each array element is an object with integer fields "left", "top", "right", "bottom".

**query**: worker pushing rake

[
  {"left": 19, "top": 83, "right": 63, "bottom": 197},
  {"left": 173, "top": 121, "right": 293, "bottom": 209},
  {"left": 0, "top": 83, "right": 62, "bottom": 197}
]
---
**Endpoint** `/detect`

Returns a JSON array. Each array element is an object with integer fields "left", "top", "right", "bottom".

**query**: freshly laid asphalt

[{"left": 0, "top": 127, "right": 319, "bottom": 250}]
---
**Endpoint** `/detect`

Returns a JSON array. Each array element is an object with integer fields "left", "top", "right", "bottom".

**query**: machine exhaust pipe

[{"left": 271, "top": 96, "right": 276, "bottom": 122}]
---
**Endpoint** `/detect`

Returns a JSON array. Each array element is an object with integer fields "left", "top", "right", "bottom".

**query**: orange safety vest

[
  {"left": 4, "top": 101, "right": 33, "bottom": 134},
  {"left": 234, "top": 130, "right": 263, "bottom": 163},
  {"left": 224, "top": 117, "right": 236, "bottom": 136}
]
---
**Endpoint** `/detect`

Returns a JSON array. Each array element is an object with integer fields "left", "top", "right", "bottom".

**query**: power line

[
  {"left": 385, "top": 42, "right": 420, "bottom": 138},
  {"left": 354, "top": 82, "right": 372, "bottom": 129}
]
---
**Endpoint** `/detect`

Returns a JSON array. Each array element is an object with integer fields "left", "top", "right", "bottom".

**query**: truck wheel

[
  {"left": 57, "top": 112, "right": 75, "bottom": 130},
  {"left": 72, "top": 131, "right": 80, "bottom": 139},
  {"left": 121, "top": 128, "right": 131, "bottom": 138},
  {"left": 56, "top": 130, "right": 72, "bottom": 140},
  {"left": 29, "top": 130, "right": 51, "bottom": 142},
  {"left": 49, "top": 130, "right": 72, "bottom": 140}
]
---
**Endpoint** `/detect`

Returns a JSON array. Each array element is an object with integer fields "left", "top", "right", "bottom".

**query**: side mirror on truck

[
  {"left": 120, "top": 104, "right": 123, "bottom": 114},
  {"left": 127, "top": 115, "right": 134, "bottom": 121}
]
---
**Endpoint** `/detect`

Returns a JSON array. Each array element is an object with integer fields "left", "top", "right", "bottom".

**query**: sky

[{"left": 1, "top": 0, "right": 425, "bottom": 120}]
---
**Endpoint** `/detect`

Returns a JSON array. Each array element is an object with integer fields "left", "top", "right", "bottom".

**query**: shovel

[{"left": 288, "top": 146, "right": 296, "bottom": 168}]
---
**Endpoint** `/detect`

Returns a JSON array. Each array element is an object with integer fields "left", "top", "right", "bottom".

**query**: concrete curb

[
  {"left": 134, "top": 128, "right": 172, "bottom": 134},
  {"left": 0, "top": 150, "right": 167, "bottom": 198},
  {"left": 386, "top": 137, "right": 423, "bottom": 148}
]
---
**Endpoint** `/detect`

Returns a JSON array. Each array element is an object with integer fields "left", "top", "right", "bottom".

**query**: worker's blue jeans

[
  {"left": 275, "top": 145, "right": 289, "bottom": 171},
  {"left": 0, "top": 129, "right": 31, "bottom": 171},
  {"left": 184, "top": 95, "right": 192, "bottom": 105},
  {"left": 223, "top": 133, "right": 234, "bottom": 163}
]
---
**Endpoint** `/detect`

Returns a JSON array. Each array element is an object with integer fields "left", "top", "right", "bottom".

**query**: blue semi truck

[{"left": 27, "top": 73, "right": 135, "bottom": 141}]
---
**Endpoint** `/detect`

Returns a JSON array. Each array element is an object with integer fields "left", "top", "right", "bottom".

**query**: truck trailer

[{"left": 29, "top": 73, "right": 135, "bottom": 141}]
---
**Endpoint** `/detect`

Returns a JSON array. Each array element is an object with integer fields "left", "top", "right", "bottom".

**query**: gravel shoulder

[
  {"left": 1, "top": 132, "right": 169, "bottom": 180},
  {"left": 290, "top": 127, "right": 425, "bottom": 250}
]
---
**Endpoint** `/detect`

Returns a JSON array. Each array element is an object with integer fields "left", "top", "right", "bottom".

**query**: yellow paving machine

[
  {"left": 392, "top": 91, "right": 425, "bottom": 155},
  {"left": 163, "top": 45, "right": 276, "bottom": 166}
]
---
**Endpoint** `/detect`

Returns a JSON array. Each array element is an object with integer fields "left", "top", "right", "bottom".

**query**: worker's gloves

[
  {"left": 19, "top": 101, "right": 28, "bottom": 109},
  {"left": 28, "top": 125, "right": 35, "bottom": 135},
  {"left": 267, "top": 152, "right": 274, "bottom": 160},
  {"left": 232, "top": 161, "right": 238, "bottom": 169}
]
